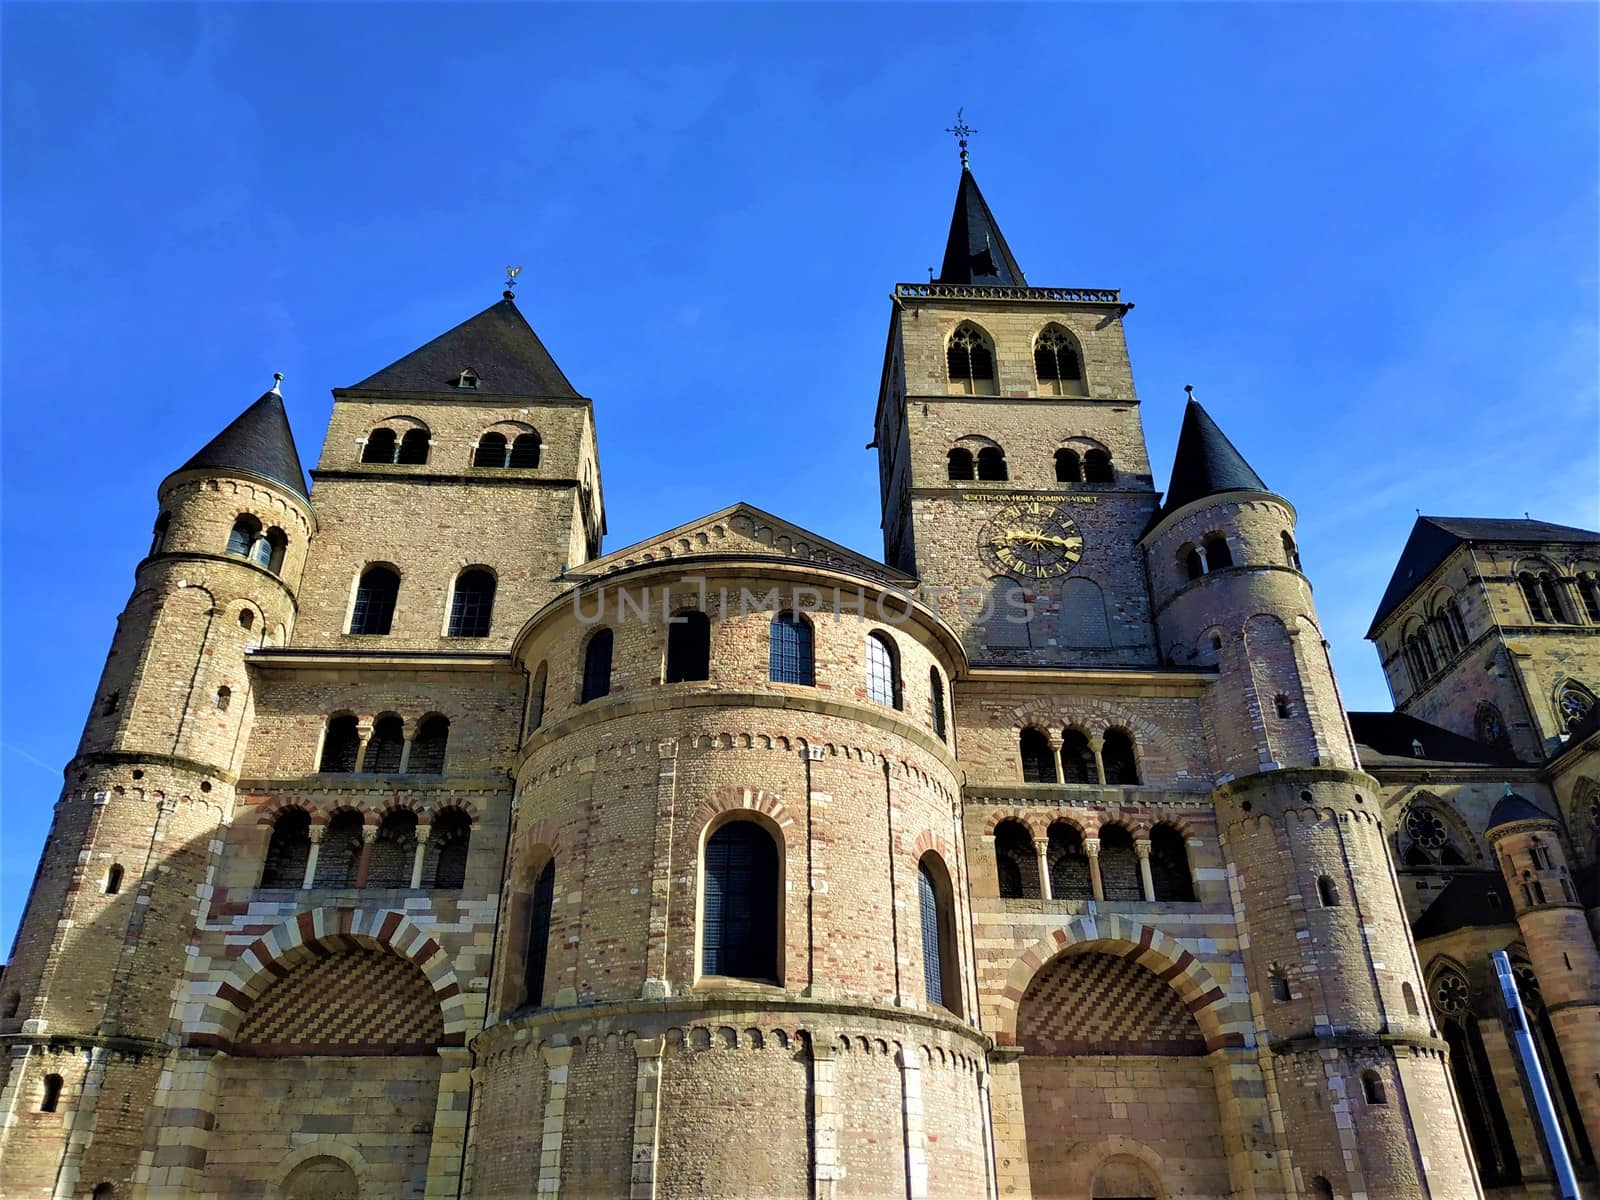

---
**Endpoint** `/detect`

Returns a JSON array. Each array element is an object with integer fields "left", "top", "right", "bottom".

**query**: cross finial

[
  {"left": 946, "top": 107, "right": 976, "bottom": 170},
  {"left": 504, "top": 264, "right": 523, "bottom": 301},
  {"left": 270, "top": 372, "right": 283, "bottom": 396}
]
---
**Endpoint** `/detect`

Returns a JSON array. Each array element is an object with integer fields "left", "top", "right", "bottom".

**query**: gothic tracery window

[
  {"left": 1475, "top": 702, "right": 1508, "bottom": 750},
  {"left": 1557, "top": 681, "right": 1595, "bottom": 731},
  {"left": 1034, "top": 325, "right": 1086, "bottom": 396},
  {"left": 946, "top": 324, "right": 997, "bottom": 395},
  {"left": 1400, "top": 803, "right": 1467, "bottom": 867}
]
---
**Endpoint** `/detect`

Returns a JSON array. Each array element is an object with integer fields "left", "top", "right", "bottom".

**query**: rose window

[
  {"left": 1404, "top": 807, "right": 1449, "bottom": 851},
  {"left": 1431, "top": 972, "right": 1468, "bottom": 1017}
]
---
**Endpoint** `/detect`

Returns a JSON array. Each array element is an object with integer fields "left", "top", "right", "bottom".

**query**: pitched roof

[
  {"left": 1348, "top": 711, "right": 1520, "bottom": 768},
  {"left": 350, "top": 296, "right": 579, "bottom": 397},
  {"left": 1411, "top": 871, "right": 1515, "bottom": 941},
  {"left": 1158, "top": 398, "right": 1269, "bottom": 518},
  {"left": 171, "top": 387, "right": 308, "bottom": 501},
  {"left": 1367, "top": 515, "right": 1600, "bottom": 638},
  {"left": 937, "top": 168, "right": 1026, "bottom": 286}
]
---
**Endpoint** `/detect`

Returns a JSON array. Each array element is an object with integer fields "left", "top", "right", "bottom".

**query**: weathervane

[
  {"left": 504, "top": 264, "right": 523, "bottom": 300},
  {"left": 946, "top": 107, "right": 976, "bottom": 170}
]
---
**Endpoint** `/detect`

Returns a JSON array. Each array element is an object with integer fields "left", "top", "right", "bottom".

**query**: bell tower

[{"left": 872, "top": 154, "right": 1160, "bottom": 667}]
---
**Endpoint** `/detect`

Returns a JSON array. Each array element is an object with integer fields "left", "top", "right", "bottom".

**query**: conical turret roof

[
  {"left": 172, "top": 384, "right": 308, "bottom": 501},
  {"left": 937, "top": 167, "right": 1026, "bottom": 286},
  {"left": 1159, "top": 397, "right": 1269, "bottom": 517},
  {"left": 350, "top": 296, "right": 578, "bottom": 397}
]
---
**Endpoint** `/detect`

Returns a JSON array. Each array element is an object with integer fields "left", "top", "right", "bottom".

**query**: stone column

[
  {"left": 1045, "top": 730, "right": 1062, "bottom": 785},
  {"left": 629, "top": 1036, "right": 665, "bottom": 1199},
  {"left": 1089, "top": 735, "right": 1107, "bottom": 785},
  {"left": 1135, "top": 838, "right": 1155, "bottom": 901},
  {"left": 301, "top": 824, "right": 324, "bottom": 889},
  {"left": 354, "top": 720, "right": 373, "bottom": 773},
  {"left": 353, "top": 822, "right": 378, "bottom": 888},
  {"left": 1036, "top": 840, "right": 1053, "bottom": 901},
  {"left": 898, "top": 1047, "right": 929, "bottom": 1200},
  {"left": 422, "top": 1047, "right": 472, "bottom": 1199},
  {"left": 1084, "top": 838, "right": 1104, "bottom": 901},
  {"left": 410, "top": 826, "right": 431, "bottom": 889},
  {"left": 809, "top": 1038, "right": 841, "bottom": 1200},
  {"left": 642, "top": 742, "right": 678, "bottom": 1000},
  {"left": 398, "top": 734, "right": 413, "bottom": 775},
  {"left": 536, "top": 1045, "right": 572, "bottom": 1195}
]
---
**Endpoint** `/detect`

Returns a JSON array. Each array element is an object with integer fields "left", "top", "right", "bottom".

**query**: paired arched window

[
  {"left": 1055, "top": 449, "right": 1082, "bottom": 483},
  {"left": 364, "top": 714, "right": 404, "bottom": 773},
  {"left": 975, "top": 445, "right": 1008, "bottom": 481},
  {"left": 929, "top": 668, "right": 947, "bottom": 741},
  {"left": 665, "top": 610, "right": 712, "bottom": 683},
  {"left": 1518, "top": 568, "right": 1567, "bottom": 623},
  {"left": 1101, "top": 729, "right": 1139, "bottom": 784},
  {"left": 528, "top": 662, "right": 548, "bottom": 732},
  {"left": 1149, "top": 824, "right": 1195, "bottom": 901},
  {"left": 313, "top": 810, "right": 364, "bottom": 888},
  {"left": 1083, "top": 449, "right": 1113, "bottom": 483},
  {"left": 994, "top": 820, "right": 1039, "bottom": 900},
  {"left": 918, "top": 855, "right": 960, "bottom": 1014},
  {"left": 865, "top": 632, "right": 901, "bottom": 709},
  {"left": 426, "top": 807, "right": 472, "bottom": 889},
  {"left": 580, "top": 629, "right": 613, "bottom": 703},
  {"left": 410, "top": 715, "right": 449, "bottom": 774},
  {"left": 508, "top": 433, "right": 541, "bottom": 467},
  {"left": 1034, "top": 326, "right": 1086, "bottom": 397},
  {"left": 260, "top": 808, "right": 311, "bottom": 887},
  {"left": 947, "top": 324, "right": 997, "bottom": 394},
  {"left": 1020, "top": 727, "right": 1056, "bottom": 783},
  {"left": 350, "top": 567, "right": 400, "bottom": 635},
  {"left": 366, "top": 810, "right": 418, "bottom": 888},
  {"left": 1203, "top": 535, "right": 1233, "bottom": 570},
  {"left": 1047, "top": 823, "right": 1091, "bottom": 899},
  {"left": 226, "top": 516, "right": 288, "bottom": 574},
  {"left": 473, "top": 432, "right": 508, "bottom": 467},
  {"left": 769, "top": 613, "right": 814, "bottom": 685},
  {"left": 522, "top": 860, "right": 556, "bottom": 1008},
  {"left": 447, "top": 568, "right": 496, "bottom": 638},
  {"left": 473, "top": 430, "right": 541, "bottom": 468},
  {"left": 1061, "top": 728, "right": 1095, "bottom": 784},
  {"left": 319, "top": 715, "right": 361, "bottom": 773},
  {"left": 362, "top": 427, "right": 397, "bottom": 463},
  {"left": 947, "top": 447, "right": 975, "bottom": 480},
  {"left": 702, "top": 820, "right": 780, "bottom": 982},
  {"left": 397, "top": 428, "right": 429, "bottom": 464},
  {"left": 1097, "top": 824, "right": 1141, "bottom": 900}
]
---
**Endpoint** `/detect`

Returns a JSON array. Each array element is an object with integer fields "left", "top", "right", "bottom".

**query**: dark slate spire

[
  {"left": 171, "top": 378, "right": 309, "bottom": 501},
  {"left": 1160, "top": 392, "right": 1269, "bottom": 517},
  {"left": 937, "top": 167, "right": 1026, "bottom": 287},
  {"left": 350, "top": 296, "right": 578, "bottom": 397}
]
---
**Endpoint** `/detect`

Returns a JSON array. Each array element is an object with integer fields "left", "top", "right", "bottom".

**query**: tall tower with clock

[{"left": 872, "top": 148, "right": 1162, "bottom": 666}]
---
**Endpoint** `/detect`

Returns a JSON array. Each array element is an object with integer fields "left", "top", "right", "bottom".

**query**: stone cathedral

[{"left": 3, "top": 155, "right": 1598, "bottom": 1200}]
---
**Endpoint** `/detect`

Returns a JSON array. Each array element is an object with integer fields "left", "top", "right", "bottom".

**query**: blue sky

[{"left": 3, "top": 3, "right": 1596, "bottom": 946}]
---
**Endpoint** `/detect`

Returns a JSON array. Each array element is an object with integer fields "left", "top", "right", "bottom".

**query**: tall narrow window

[
  {"left": 523, "top": 860, "right": 555, "bottom": 1008},
  {"left": 1061, "top": 728, "right": 1096, "bottom": 783},
  {"left": 865, "top": 632, "right": 901, "bottom": 709},
  {"left": 318, "top": 715, "right": 361, "bottom": 773},
  {"left": 1539, "top": 574, "right": 1568, "bottom": 623},
  {"left": 1519, "top": 572, "right": 1550, "bottom": 622},
  {"left": 581, "top": 629, "right": 614, "bottom": 703},
  {"left": 226, "top": 515, "right": 261, "bottom": 558},
  {"left": 1020, "top": 727, "right": 1056, "bottom": 783},
  {"left": 104, "top": 864, "right": 124, "bottom": 895},
  {"left": 1282, "top": 531, "right": 1302, "bottom": 570},
  {"left": 665, "top": 611, "right": 712, "bottom": 683},
  {"left": 702, "top": 821, "right": 780, "bottom": 982},
  {"left": 1047, "top": 823, "right": 1092, "bottom": 899},
  {"left": 975, "top": 446, "right": 1008, "bottom": 481},
  {"left": 396, "top": 428, "right": 430, "bottom": 464},
  {"left": 1269, "top": 968, "right": 1291, "bottom": 1002},
  {"left": 215, "top": 686, "right": 232, "bottom": 711},
  {"left": 508, "top": 432, "right": 541, "bottom": 468},
  {"left": 1318, "top": 875, "right": 1341, "bottom": 907},
  {"left": 929, "top": 667, "right": 947, "bottom": 741},
  {"left": 252, "top": 527, "right": 287, "bottom": 574},
  {"left": 1098, "top": 824, "right": 1142, "bottom": 900},
  {"left": 1101, "top": 729, "right": 1139, "bottom": 785},
  {"left": 1149, "top": 824, "right": 1195, "bottom": 901},
  {"left": 1580, "top": 573, "right": 1600, "bottom": 623},
  {"left": 918, "top": 856, "right": 960, "bottom": 1013},
  {"left": 409, "top": 715, "right": 449, "bottom": 774},
  {"left": 1203, "top": 535, "right": 1233, "bottom": 569},
  {"left": 426, "top": 807, "right": 472, "bottom": 890},
  {"left": 1034, "top": 326, "right": 1086, "bottom": 396},
  {"left": 528, "top": 662, "right": 548, "bottom": 732},
  {"left": 448, "top": 568, "right": 497, "bottom": 638},
  {"left": 1183, "top": 545, "right": 1205, "bottom": 580},
  {"left": 993, "top": 820, "right": 1039, "bottom": 899},
  {"left": 350, "top": 567, "right": 400, "bottom": 635},
  {"left": 1362, "top": 1071, "right": 1387, "bottom": 1104},
  {"left": 260, "top": 808, "right": 311, "bottom": 887},
  {"left": 1054, "top": 448, "right": 1082, "bottom": 483},
  {"left": 946, "top": 324, "right": 996, "bottom": 394},
  {"left": 363, "top": 714, "right": 404, "bottom": 773},
  {"left": 1274, "top": 693, "right": 1292, "bottom": 719},
  {"left": 947, "top": 448, "right": 976, "bottom": 480},
  {"left": 473, "top": 432, "right": 508, "bottom": 467},
  {"left": 149, "top": 512, "right": 171, "bottom": 556},
  {"left": 769, "top": 613, "right": 814, "bottom": 685},
  {"left": 40, "top": 1074, "right": 63, "bottom": 1113},
  {"left": 1083, "top": 449, "right": 1113, "bottom": 483},
  {"left": 362, "top": 428, "right": 397, "bottom": 463}
]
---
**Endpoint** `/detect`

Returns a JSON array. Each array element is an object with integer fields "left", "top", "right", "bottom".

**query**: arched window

[
  {"left": 149, "top": 511, "right": 170, "bottom": 556},
  {"left": 1054, "top": 448, "right": 1082, "bottom": 483},
  {"left": 473, "top": 432, "right": 508, "bottom": 467},
  {"left": 508, "top": 432, "right": 541, "bottom": 468},
  {"left": 365, "top": 809, "right": 418, "bottom": 888},
  {"left": 2, "top": 992, "right": 19, "bottom": 1019},
  {"left": 528, "top": 662, "right": 548, "bottom": 732},
  {"left": 1182, "top": 544, "right": 1205, "bottom": 580},
  {"left": 318, "top": 715, "right": 361, "bottom": 773},
  {"left": 665, "top": 610, "right": 712, "bottom": 683},
  {"left": 362, "top": 427, "right": 397, "bottom": 463},
  {"left": 1203, "top": 535, "right": 1233, "bottom": 569},
  {"left": 1082, "top": 449, "right": 1113, "bottom": 484},
  {"left": 92, "top": 1185, "right": 116, "bottom": 1200},
  {"left": 260, "top": 808, "right": 311, "bottom": 887},
  {"left": 1047, "top": 823, "right": 1091, "bottom": 899},
  {"left": 1101, "top": 729, "right": 1139, "bottom": 785},
  {"left": 918, "top": 855, "right": 960, "bottom": 1013},
  {"left": 363, "top": 714, "right": 404, "bottom": 774},
  {"left": 1149, "top": 824, "right": 1195, "bottom": 901},
  {"left": 313, "top": 810, "right": 364, "bottom": 888},
  {"left": 946, "top": 324, "right": 996, "bottom": 394},
  {"left": 249, "top": 526, "right": 287, "bottom": 574},
  {"left": 448, "top": 568, "right": 496, "bottom": 638},
  {"left": 985, "top": 577, "right": 1031, "bottom": 649},
  {"left": 409, "top": 715, "right": 449, "bottom": 774},
  {"left": 702, "top": 821, "right": 780, "bottom": 982},
  {"left": 397, "top": 428, "right": 430, "bottom": 464},
  {"left": 1401, "top": 803, "right": 1466, "bottom": 866},
  {"left": 947, "top": 447, "right": 975, "bottom": 481},
  {"left": 993, "top": 820, "right": 1039, "bottom": 900},
  {"left": 1061, "top": 728, "right": 1095, "bottom": 783},
  {"left": 1475, "top": 702, "right": 1508, "bottom": 749},
  {"left": 1402, "top": 981, "right": 1419, "bottom": 1016},
  {"left": 1282, "top": 531, "right": 1302, "bottom": 570},
  {"left": 1269, "top": 967, "right": 1291, "bottom": 1002},
  {"left": 1098, "top": 824, "right": 1142, "bottom": 900},
  {"left": 1034, "top": 326, "right": 1086, "bottom": 396},
  {"left": 1308, "top": 1178, "right": 1333, "bottom": 1200},
  {"left": 1540, "top": 574, "right": 1568, "bottom": 623},
  {"left": 1580, "top": 572, "right": 1600, "bottom": 623},
  {"left": 350, "top": 567, "right": 400, "bottom": 635},
  {"left": 865, "top": 632, "right": 901, "bottom": 709},
  {"left": 215, "top": 685, "right": 232, "bottom": 712},
  {"left": 226, "top": 515, "right": 261, "bottom": 558},
  {"left": 426, "top": 807, "right": 472, "bottom": 889},
  {"left": 1020, "top": 727, "right": 1056, "bottom": 783},
  {"left": 1362, "top": 1071, "right": 1387, "bottom": 1104},
  {"left": 1274, "top": 693, "right": 1292, "bottom": 719},
  {"left": 769, "top": 613, "right": 814, "bottom": 685},
  {"left": 580, "top": 629, "right": 613, "bottom": 703},
  {"left": 104, "top": 864, "right": 124, "bottom": 895},
  {"left": 1317, "top": 875, "right": 1340, "bottom": 907},
  {"left": 1059, "top": 577, "right": 1112, "bottom": 648},
  {"left": 1558, "top": 681, "right": 1595, "bottom": 731},
  {"left": 523, "top": 860, "right": 556, "bottom": 1007},
  {"left": 975, "top": 445, "right": 1008, "bottom": 481},
  {"left": 40, "top": 1074, "right": 63, "bottom": 1113},
  {"left": 929, "top": 667, "right": 947, "bottom": 741}
]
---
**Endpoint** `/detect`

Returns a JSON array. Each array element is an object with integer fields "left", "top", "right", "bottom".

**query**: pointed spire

[
  {"left": 350, "top": 295, "right": 577, "bottom": 397},
  {"left": 1159, "top": 388, "right": 1269, "bottom": 517},
  {"left": 937, "top": 167, "right": 1025, "bottom": 286},
  {"left": 170, "top": 379, "right": 309, "bottom": 501}
]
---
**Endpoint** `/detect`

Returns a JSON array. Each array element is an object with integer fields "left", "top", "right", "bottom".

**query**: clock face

[{"left": 982, "top": 501, "right": 1084, "bottom": 580}]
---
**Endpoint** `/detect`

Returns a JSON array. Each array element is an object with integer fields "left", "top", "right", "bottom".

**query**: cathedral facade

[{"left": 2, "top": 160, "right": 1597, "bottom": 1200}]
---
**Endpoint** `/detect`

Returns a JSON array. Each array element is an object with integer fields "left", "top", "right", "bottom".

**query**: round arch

[{"left": 270, "top": 1140, "right": 370, "bottom": 1200}]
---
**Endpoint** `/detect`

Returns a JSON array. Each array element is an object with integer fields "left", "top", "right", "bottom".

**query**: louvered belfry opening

[{"left": 702, "top": 821, "right": 779, "bottom": 982}]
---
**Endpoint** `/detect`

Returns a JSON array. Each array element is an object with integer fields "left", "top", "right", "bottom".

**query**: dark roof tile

[
  {"left": 170, "top": 388, "right": 308, "bottom": 502},
  {"left": 1158, "top": 398, "right": 1269, "bottom": 518},
  {"left": 937, "top": 168, "right": 1025, "bottom": 286},
  {"left": 1348, "top": 711, "right": 1520, "bottom": 767},
  {"left": 350, "top": 297, "right": 578, "bottom": 397}
]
